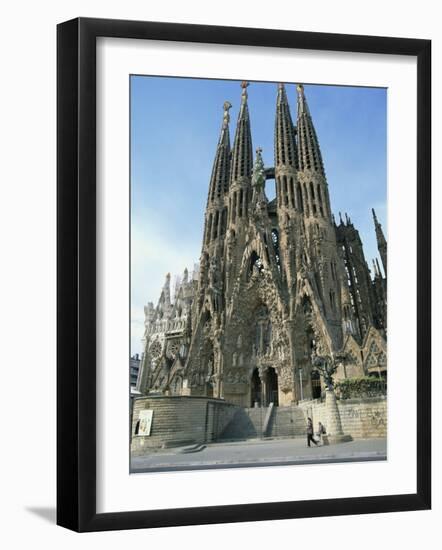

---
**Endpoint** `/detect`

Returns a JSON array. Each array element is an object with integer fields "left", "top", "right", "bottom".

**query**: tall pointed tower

[
  {"left": 202, "top": 101, "right": 231, "bottom": 249},
  {"left": 197, "top": 100, "right": 232, "bottom": 313},
  {"left": 274, "top": 83, "right": 300, "bottom": 296},
  {"left": 335, "top": 213, "right": 375, "bottom": 340},
  {"left": 296, "top": 84, "right": 333, "bottom": 221},
  {"left": 372, "top": 208, "right": 387, "bottom": 276},
  {"left": 295, "top": 84, "right": 343, "bottom": 346},
  {"left": 182, "top": 101, "right": 234, "bottom": 398},
  {"left": 225, "top": 81, "right": 254, "bottom": 296}
]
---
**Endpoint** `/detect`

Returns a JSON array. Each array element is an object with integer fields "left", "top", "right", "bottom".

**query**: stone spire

[
  {"left": 207, "top": 101, "right": 232, "bottom": 205},
  {"left": 295, "top": 84, "right": 332, "bottom": 222},
  {"left": 275, "top": 83, "right": 298, "bottom": 169},
  {"left": 231, "top": 81, "right": 253, "bottom": 183},
  {"left": 223, "top": 83, "right": 255, "bottom": 296},
  {"left": 372, "top": 208, "right": 387, "bottom": 276},
  {"left": 274, "top": 83, "right": 301, "bottom": 216},
  {"left": 335, "top": 222, "right": 375, "bottom": 340},
  {"left": 202, "top": 102, "right": 231, "bottom": 248},
  {"left": 161, "top": 272, "right": 172, "bottom": 313},
  {"left": 296, "top": 84, "right": 325, "bottom": 176}
]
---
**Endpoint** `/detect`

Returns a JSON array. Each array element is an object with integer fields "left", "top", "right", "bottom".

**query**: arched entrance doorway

[
  {"left": 250, "top": 368, "right": 261, "bottom": 407},
  {"left": 311, "top": 370, "right": 321, "bottom": 399},
  {"left": 266, "top": 367, "right": 279, "bottom": 406}
]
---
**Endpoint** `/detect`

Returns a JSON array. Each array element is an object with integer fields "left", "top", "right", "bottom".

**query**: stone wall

[
  {"left": 131, "top": 395, "right": 386, "bottom": 455},
  {"left": 131, "top": 396, "right": 240, "bottom": 454},
  {"left": 298, "top": 396, "right": 387, "bottom": 439}
]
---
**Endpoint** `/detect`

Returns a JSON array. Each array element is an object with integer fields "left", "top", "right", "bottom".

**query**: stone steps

[
  {"left": 268, "top": 406, "right": 306, "bottom": 438},
  {"left": 219, "top": 405, "right": 307, "bottom": 440},
  {"left": 218, "top": 407, "right": 266, "bottom": 439}
]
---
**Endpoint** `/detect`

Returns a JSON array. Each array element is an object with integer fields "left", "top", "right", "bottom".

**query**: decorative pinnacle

[
  {"left": 296, "top": 84, "right": 310, "bottom": 116},
  {"left": 240, "top": 81, "right": 249, "bottom": 102},
  {"left": 277, "top": 82, "right": 288, "bottom": 104},
  {"left": 222, "top": 101, "right": 232, "bottom": 127},
  {"left": 372, "top": 208, "right": 379, "bottom": 224}
]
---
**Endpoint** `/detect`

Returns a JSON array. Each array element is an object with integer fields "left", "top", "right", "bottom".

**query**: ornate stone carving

[
  {"left": 222, "top": 101, "right": 232, "bottom": 126},
  {"left": 276, "top": 362, "right": 293, "bottom": 393},
  {"left": 149, "top": 340, "right": 162, "bottom": 359}
]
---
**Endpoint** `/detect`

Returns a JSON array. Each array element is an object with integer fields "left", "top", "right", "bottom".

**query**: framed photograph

[{"left": 57, "top": 17, "right": 431, "bottom": 532}]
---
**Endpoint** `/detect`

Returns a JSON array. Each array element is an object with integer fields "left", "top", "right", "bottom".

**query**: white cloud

[{"left": 130, "top": 220, "right": 200, "bottom": 354}]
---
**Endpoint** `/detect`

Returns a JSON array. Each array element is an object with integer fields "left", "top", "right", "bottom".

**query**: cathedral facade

[{"left": 136, "top": 82, "right": 387, "bottom": 408}]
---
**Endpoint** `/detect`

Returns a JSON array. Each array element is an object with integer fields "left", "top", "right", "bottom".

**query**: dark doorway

[
  {"left": 250, "top": 368, "right": 261, "bottom": 407},
  {"left": 311, "top": 370, "right": 321, "bottom": 399},
  {"left": 266, "top": 367, "right": 279, "bottom": 406}
]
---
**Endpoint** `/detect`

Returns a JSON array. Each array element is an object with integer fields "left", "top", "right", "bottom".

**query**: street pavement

[{"left": 131, "top": 437, "right": 386, "bottom": 473}]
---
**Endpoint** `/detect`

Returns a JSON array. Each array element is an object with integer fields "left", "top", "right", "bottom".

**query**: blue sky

[{"left": 131, "top": 76, "right": 387, "bottom": 356}]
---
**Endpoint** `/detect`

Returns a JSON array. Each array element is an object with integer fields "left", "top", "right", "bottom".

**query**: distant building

[{"left": 130, "top": 354, "right": 141, "bottom": 388}]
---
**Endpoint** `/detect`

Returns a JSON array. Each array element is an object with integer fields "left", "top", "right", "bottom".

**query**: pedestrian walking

[
  {"left": 317, "top": 421, "right": 326, "bottom": 444},
  {"left": 306, "top": 417, "right": 318, "bottom": 447}
]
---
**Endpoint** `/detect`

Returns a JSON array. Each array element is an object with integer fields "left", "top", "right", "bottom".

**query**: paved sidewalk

[{"left": 131, "top": 437, "right": 386, "bottom": 473}]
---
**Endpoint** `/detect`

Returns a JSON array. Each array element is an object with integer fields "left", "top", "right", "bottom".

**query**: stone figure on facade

[{"left": 208, "top": 254, "right": 223, "bottom": 313}]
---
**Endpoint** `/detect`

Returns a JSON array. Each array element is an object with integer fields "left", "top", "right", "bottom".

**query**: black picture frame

[{"left": 57, "top": 17, "right": 431, "bottom": 532}]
